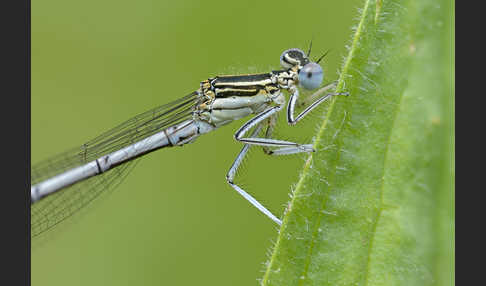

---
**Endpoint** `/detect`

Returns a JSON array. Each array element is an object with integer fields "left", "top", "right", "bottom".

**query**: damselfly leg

[
  {"left": 226, "top": 125, "right": 284, "bottom": 225},
  {"left": 288, "top": 81, "right": 349, "bottom": 125},
  {"left": 234, "top": 105, "right": 314, "bottom": 151},
  {"left": 227, "top": 83, "right": 348, "bottom": 225}
]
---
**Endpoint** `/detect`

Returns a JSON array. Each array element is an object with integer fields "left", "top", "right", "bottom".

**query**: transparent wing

[
  {"left": 31, "top": 91, "right": 201, "bottom": 238},
  {"left": 31, "top": 159, "right": 139, "bottom": 238}
]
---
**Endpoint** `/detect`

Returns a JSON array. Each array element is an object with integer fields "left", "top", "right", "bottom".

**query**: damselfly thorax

[{"left": 195, "top": 69, "right": 296, "bottom": 128}]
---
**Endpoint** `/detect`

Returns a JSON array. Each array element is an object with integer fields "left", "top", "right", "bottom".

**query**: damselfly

[{"left": 31, "top": 45, "right": 348, "bottom": 237}]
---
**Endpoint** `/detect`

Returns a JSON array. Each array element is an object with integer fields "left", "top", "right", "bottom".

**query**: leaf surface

[{"left": 262, "top": 0, "right": 454, "bottom": 285}]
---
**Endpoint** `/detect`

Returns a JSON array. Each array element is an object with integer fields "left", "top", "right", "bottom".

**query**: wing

[{"left": 31, "top": 92, "right": 201, "bottom": 238}]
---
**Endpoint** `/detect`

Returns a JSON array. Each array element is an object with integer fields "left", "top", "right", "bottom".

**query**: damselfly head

[
  {"left": 298, "top": 62, "right": 323, "bottom": 90},
  {"left": 280, "top": 47, "right": 325, "bottom": 90},
  {"left": 280, "top": 48, "right": 310, "bottom": 69}
]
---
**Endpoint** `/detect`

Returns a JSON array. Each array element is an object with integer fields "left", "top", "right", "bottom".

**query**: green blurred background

[{"left": 31, "top": 0, "right": 362, "bottom": 285}]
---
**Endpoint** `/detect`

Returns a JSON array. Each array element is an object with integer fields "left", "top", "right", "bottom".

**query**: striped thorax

[{"left": 194, "top": 48, "right": 321, "bottom": 128}]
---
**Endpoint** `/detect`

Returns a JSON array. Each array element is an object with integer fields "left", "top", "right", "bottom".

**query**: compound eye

[
  {"left": 280, "top": 48, "right": 308, "bottom": 69},
  {"left": 298, "top": 62, "right": 324, "bottom": 90}
]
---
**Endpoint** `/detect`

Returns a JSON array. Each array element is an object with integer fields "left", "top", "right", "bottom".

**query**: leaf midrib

[{"left": 363, "top": 78, "right": 408, "bottom": 285}]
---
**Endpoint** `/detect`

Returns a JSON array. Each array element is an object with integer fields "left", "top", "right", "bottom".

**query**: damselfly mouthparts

[{"left": 31, "top": 45, "right": 348, "bottom": 237}]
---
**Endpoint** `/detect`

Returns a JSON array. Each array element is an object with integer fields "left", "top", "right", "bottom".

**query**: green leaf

[{"left": 261, "top": 0, "right": 454, "bottom": 285}]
